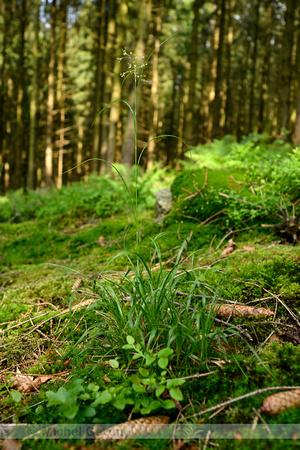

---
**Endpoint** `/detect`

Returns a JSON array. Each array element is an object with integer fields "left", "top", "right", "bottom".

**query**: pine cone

[
  {"left": 213, "top": 304, "right": 274, "bottom": 318},
  {"left": 94, "top": 415, "right": 170, "bottom": 440},
  {"left": 261, "top": 389, "right": 300, "bottom": 415}
]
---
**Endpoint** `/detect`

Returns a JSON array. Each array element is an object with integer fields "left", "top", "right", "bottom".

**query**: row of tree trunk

[{"left": 0, "top": 0, "right": 299, "bottom": 192}]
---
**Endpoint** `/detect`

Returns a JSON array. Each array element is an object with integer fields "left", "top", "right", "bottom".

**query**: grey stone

[{"left": 154, "top": 187, "right": 173, "bottom": 224}]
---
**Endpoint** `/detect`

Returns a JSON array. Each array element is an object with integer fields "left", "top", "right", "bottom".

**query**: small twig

[
  {"left": 183, "top": 169, "right": 208, "bottom": 200},
  {"left": 186, "top": 386, "right": 300, "bottom": 419},
  {"left": 242, "top": 281, "right": 300, "bottom": 326},
  {"left": 0, "top": 310, "right": 60, "bottom": 334},
  {"left": 245, "top": 296, "right": 279, "bottom": 305},
  {"left": 209, "top": 234, "right": 217, "bottom": 253},
  {"left": 203, "top": 430, "right": 211, "bottom": 450},
  {"left": 252, "top": 407, "right": 271, "bottom": 434},
  {"left": 198, "top": 209, "right": 226, "bottom": 228},
  {"left": 0, "top": 371, "right": 69, "bottom": 378},
  {"left": 256, "top": 331, "right": 276, "bottom": 351},
  {"left": 166, "top": 371, "right": 216, "bottom": 382},
  {"left": 208, "top": 405, "right": 227, "bottom": 419}
]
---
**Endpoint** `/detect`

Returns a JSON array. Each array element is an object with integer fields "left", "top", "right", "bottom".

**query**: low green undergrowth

[
  {"left": 167, "top": 136, "right": 300, "bottom": 231},
  {"left": 0, "top": 163, "right": 174, "bottom": 223}
]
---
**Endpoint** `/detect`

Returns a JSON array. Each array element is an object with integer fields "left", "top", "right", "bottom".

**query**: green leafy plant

[
  {"left": 45, "top": 337, "right": 184, "bottom": 421},
  {"left": 0, "top": 375, "right": 22, "bottom": 403}
]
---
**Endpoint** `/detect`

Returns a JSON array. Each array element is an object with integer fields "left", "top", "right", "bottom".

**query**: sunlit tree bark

[
  {"left": 277, "top": 0, "right": 297, "bottom": 136},
  {"left": 292, "top": 7, "right": 300, "bottom": 146},
  {"left": 0, "top": 0, "right": 8, "bottom": 193},
  {"left": 248, "top": 0, "right": 260, "bottom": 133},
  {"left": 147, "top": 0, "right": 162, "bottom": 169},
  {"left": 121, "top": 0, "right": 151, "bottom": 167},
  {"left": 211, "top": 0, "right": 226, "bottom": 139},
  {"left": 27, "top": 0, "right": 40, "bottom": 190},
  {"left": 184, "top": 0, "right": 203, "bottom": 145},
  {"left": 258, "top": 2, "right": 272, "bottom": 134},
  {"left": 57, "top": 0, "right": 68, "bottom": 188},
  {"left": 106, "top": 0, "right": 127, "bottom": 166},
  {"left": 224, "top": 0, "right": 235, "bottom": 135},
  {"left": 45, "top": 0, "right": 57, "bottom": 187},
  {"left": 92, "top": 0, "right": 106, "bottom": 173}
]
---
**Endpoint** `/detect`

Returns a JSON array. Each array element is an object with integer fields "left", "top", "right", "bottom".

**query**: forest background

[{"left": 0, "top": 0, "right": 299, "bottom": 193}]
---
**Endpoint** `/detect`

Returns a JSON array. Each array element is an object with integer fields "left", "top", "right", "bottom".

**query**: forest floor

[{"left": 0, "top": 199, "right": 300, "bottom": 450}]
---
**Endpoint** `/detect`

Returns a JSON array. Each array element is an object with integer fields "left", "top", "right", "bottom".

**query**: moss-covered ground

[{"left": 0, "top": 176, "right": 300, "bottom": 450}]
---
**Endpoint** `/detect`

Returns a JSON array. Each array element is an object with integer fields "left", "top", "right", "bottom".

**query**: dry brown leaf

[
  {"left": 260, "top": 389, "right": 300, "bottom": 415},
  {"left": 216, "top": 339, "right": 240, "bottom": 354},
  {"left": 213, "top": 304, "right": 274, "bottom": 319},
  {"left": 2, "top": 439, "right": 22, "bottom": 450},
  {"left": 0, "top": 374, "right": 52, "bottom": 394},
  {"left": 210, "top": 358, "right": 227, "bottom": 368},
  {"left": 221, "top": 239, "right": 237, "bottom": 256},
  {"left": 93, "top": 415, "right": 170, "bottom": 440},
  {"left": 269, "top": 334, "right": 285, "bottom": 344},
  {"left": 234, "top": 433, "right": 243, "bottom": 440},
  {"left": 33, "top": 375, "right": 53, "bottom": 387},
  {"left": 60, "top": 298, "right": 96, "bottom": 314},
  {"left": 242, "top": 246, "right": 255, "bottom": 252},
  {"left": 98, "top": 236, "right": 105, "bottom": 247}
]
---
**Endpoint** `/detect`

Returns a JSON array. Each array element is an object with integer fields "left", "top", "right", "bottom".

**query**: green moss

[{"left": 166, "top": 168, "right": 247, "bottom": 226}]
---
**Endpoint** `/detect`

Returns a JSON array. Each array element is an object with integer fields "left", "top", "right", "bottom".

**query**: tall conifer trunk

[
  {"left": 28, "top": 0, "right": 40, "bottom": 190},
  {"left": 121, "top": 0, "right": 151, "bottom": 167},
  {"left": 277, "top": 0, "right": 297, "bottom": 136},
  {"left": 45, "top": 0, "right": 57, "bottom": 187},
  {"left": 211, "top": 0, "right": 226, "bottom": 139},
  {"left": 184, "top": 0, "right": 203, "bottom": 146},
  {"left": 13, "top": 0, "right": 26, "bottom": 190},
  {"left": 57, "top": 0, "right": 67, "bottom": 188},
  {"left": 147, "top": 0, "right": 162, "bottom": 169},
  {"left": 92, "top": 0, "right": 105, "bottom": 173}
]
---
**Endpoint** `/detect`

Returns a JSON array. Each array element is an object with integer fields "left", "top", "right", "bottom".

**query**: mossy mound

[{"left": 165, "top": 168, "right": 247, "bottom": 226}]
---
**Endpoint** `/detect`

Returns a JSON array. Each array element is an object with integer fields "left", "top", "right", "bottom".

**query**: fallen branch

[
  {"left": 187, "top": 386, "right": 300, "bottom": 419},
  {"left": 183, "top": 170, "right": 208, "bottom": 200}
]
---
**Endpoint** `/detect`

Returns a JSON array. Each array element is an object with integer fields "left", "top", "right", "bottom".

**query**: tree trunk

[
  {"left": 224, "top": 0, "right": 235, "bottom": 134},
  {"left": 92, "top": 0, "right": 105, "bottom": 173},
  {"left": 258, "top": 2, "right": 272, "bottom": 134},
  {"left": 207, "top": 1, "right": 221, "bottom": 139},
  {"left": 147, "top": 0, "right": 162, "bottom": 170},
  {"left": 277, "top": 0, "right": 297, "bottom": 136},
  {"left": 27, "top": 0, "right": 40, "bottom": 190},
  {"left": 121, "top": 0, "right": 151, "bottom": 167},
  {"left": 292, "top": 8, "right": 300, "bottom": 146},
  {"left": 13, "top": 0, "right": 26, "bottom": 190},
  {"left": 184, "top": 0, "right": 203, "bottom": 146},
  {"left": 45, "top": 0, "right": 57, "bottom": 187},
  {"left": 0, "top": 0, "right": 8, "bottom": 193},
  {"left": 211, "top": 0, "right": 226, "bottom": 139},
  {"left": 57, "top": 0, "right": 68, "bottom": 189},
  {"left": 104, "top": 0, "right": 127, "bottom": 168},
  {"left": 236, "top": 41, "right": 250, "bottom": 139},
  {"left": 248, "top": 0, "right": 260, "bottom": 133}
]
